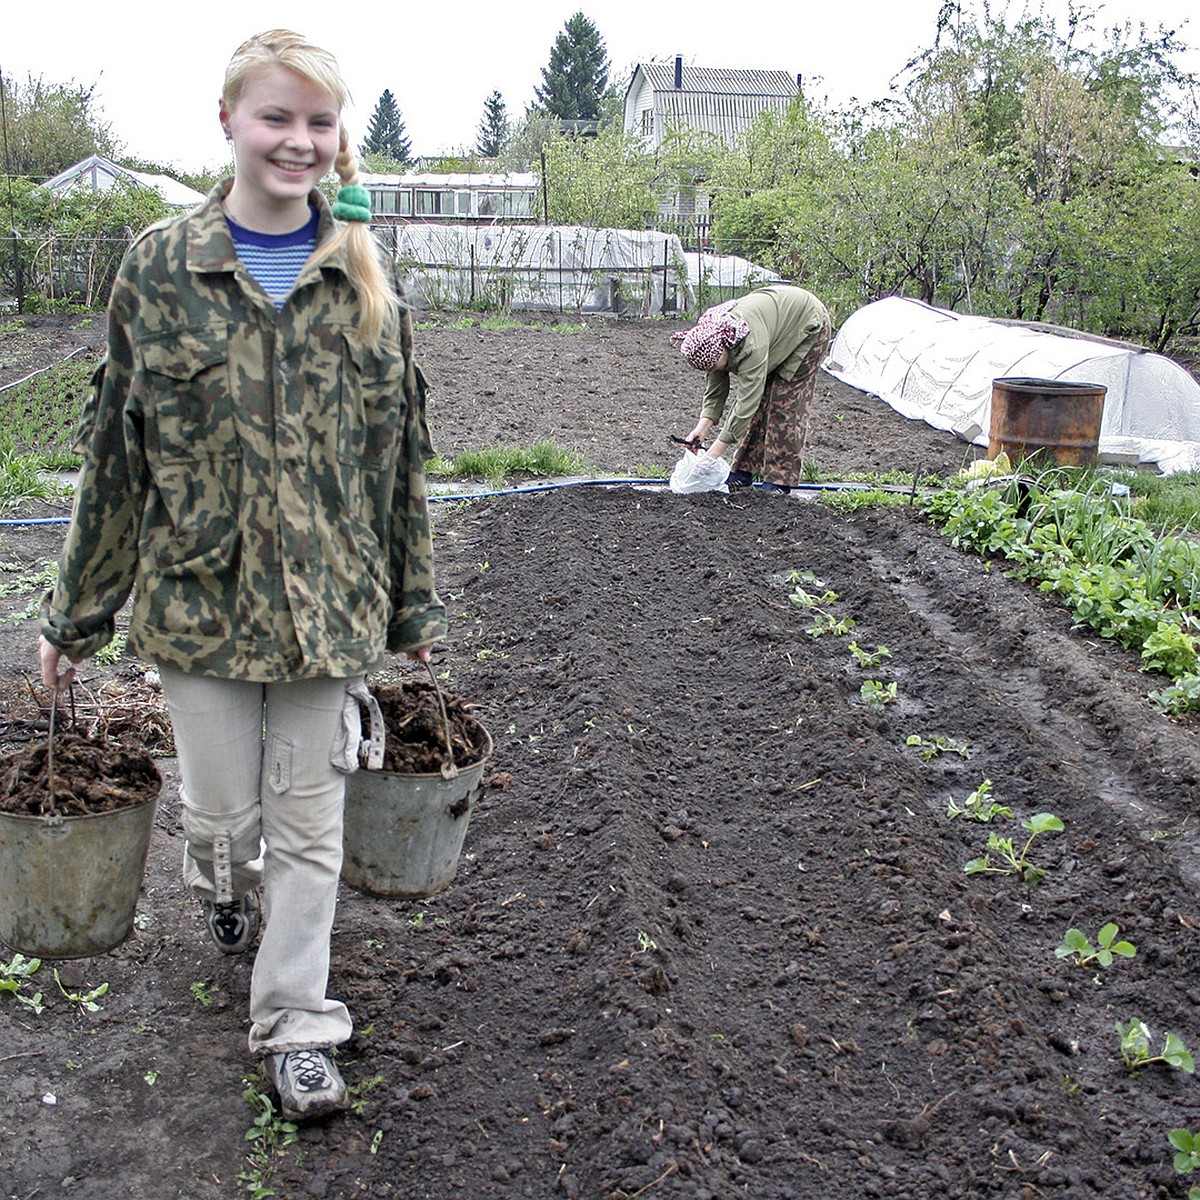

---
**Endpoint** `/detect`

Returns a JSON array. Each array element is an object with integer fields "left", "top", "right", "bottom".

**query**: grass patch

[
  {"left": 1110, "top": 468, "right": 1200, "bottom": 535},
  {"left": 428, "top": 441, "right": 585, "bottom": 488},
  {"left": 4, "top": 357, "right": 92, "bottom": 464},
  {"left": 0, "top": 434, "right": 72, "bottom": 515}
]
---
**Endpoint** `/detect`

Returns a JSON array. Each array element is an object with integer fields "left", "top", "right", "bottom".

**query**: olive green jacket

[
  {"left": 42, "top": 181, "right": 446, "bottom": 681},
  {"left": 701, "top": 285, "right": 829, "bottom": 444}
]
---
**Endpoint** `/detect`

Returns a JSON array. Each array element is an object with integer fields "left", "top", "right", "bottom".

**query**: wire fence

[{"left": 3, "top": 221, "right": 774, "bottom": 319}]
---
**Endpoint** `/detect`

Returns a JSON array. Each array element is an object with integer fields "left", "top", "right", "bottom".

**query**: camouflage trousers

[
  {"left": 732, "top": 312, "right": 832, "bottom": 487},
  {"left": 160, "top": 668, "right": 355, "bottom": 1055}
]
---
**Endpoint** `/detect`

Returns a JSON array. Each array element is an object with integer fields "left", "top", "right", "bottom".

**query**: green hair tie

[{"left": 332, "top": 184, "right": 372, "bottom": 222}]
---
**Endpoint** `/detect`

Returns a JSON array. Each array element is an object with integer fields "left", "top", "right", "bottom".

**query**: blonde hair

[{"left": 223, "top": 30, "right": 399, "bottom": 348}]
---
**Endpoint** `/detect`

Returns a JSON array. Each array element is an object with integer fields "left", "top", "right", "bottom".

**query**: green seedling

[
  {"left": 848, "top": 641, "right": 891, "bottom": 668},
  {"left": 348, "top": 1073, "right": 384, "bottom": 1117},
  {"left": 1, "top": 952, "right": 42, "bottom": 991},
  {"left": 946, "top": 778, "right": 1012, "bottom": 823},
  {"left": 964, "top": 812, "right": 1064, "bottom": 885},
  {"left": 635, "top": 931, "right": 658, "bottom": 953},
  {"left": 370, "top": 1129, "right": 385, "bottom": 1155},
  {"left": 1055, "top": 923, "right": 1136, "bottom": 969},
  {"left": 1116, "top": 1019, "right": 1195, "bottom": 1074},
  {"left": 94, "top": 631, "right": 128, "bottom": 666},
  {"left": 860, "top": 680, "right": 897, "bottom": 709},
  {"left": 191, "top": 980, "right": 214, "bottom": 1007},
  {"left": 808, "top": 611, "right": 856, "bottom": 638},
  {"left": 1169, "top": 1128, "right": 1200, "bottom": 1186},
  {"left": 240, "top": 1077, "right": 299, "bottom": 1198},
  {"left": 906, "top": 732, "right": 971, "bottom": 761},
  {"left": 53, "top": 969, "right": 108, "bottom": 1013}
]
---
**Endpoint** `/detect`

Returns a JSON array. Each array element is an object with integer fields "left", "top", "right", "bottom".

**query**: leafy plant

[
  {"left": 191, "top": 980, "right": 214, "bottom": 1007},
  {"left": 848, "top": 641, "right": 891, "bottom": 668},
  {"left": 860, "top": 679, "right": 898, "bottom": 709},
  {"left": 964, "top": 812, "right": 1064, "bottom": 885},
  {"left": 0, "top": 953, "right": 45, "bottom": 1012},
  {"left": 53, "top": 969, "right": 108, "bottom": 1013},
  {"left": 1170, "top": 1127, "right": 1200, "bottom": 1199},
  {"left": 1055, "top": 923, "right": 1136, "bottom": 969},
  {"left": 946, "top": 777, "right": 1012, "bottom": 822},
  {"left": 906, "top": 732, "right": 971, "bottom": 761},
  {"left": 1116, "top": 1019, "right": 1195, "bottom": 1074},
  {"left": 240, "top": 1077, "right": 299, "bottom": 1198}
]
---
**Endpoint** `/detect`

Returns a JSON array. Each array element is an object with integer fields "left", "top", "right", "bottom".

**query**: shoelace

[
  {"left": 212, "top": 902, "right": 247, "bottom": 937},
  {"left": 288, "top": 1050, "right": 333, "bottom": 1092}
]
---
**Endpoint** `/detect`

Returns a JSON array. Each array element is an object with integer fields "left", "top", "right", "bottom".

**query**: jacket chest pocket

[
  {"left": 337, "top": 332, "right": 406, "bottom": 468},
  {"left": 139, "top": 326, "right": 238, "bottom": 464}
]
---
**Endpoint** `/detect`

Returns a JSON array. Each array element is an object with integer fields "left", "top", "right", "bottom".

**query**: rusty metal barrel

[{"left": 988, "top": 378, "right": 1107, "bottom": 467}]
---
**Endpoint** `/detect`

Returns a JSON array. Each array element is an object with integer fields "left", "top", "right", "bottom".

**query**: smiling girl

[{"left": 38, "top": 30, "right": 446, "bottom": 1121}]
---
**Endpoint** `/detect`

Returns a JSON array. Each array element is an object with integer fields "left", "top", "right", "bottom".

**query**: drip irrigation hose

[{"left": 0, "top": 476, "right": 920, "bottom": 526}]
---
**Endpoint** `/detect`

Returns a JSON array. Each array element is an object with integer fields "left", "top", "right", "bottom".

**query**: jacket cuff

[
  {"left": 386, "top": 601, "right": 447, "bottom": 655},
  {"left": 39, "top": 600, "right": 115, "bottom": 661}
]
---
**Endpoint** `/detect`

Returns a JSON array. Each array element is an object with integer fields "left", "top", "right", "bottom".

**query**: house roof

[
  {"left": 43, "top": 154, "right": 205, "bottom": 208},
  {"left": 628, "top": 63, "right": 799, "bottom": 101}
]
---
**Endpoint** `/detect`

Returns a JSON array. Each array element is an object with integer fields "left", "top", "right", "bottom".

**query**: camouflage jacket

[{"left": 41, "top": 181, "right": 446, "bottom": 681}]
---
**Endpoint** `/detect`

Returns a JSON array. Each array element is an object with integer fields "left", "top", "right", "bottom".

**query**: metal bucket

[
  {"left": 989, "top": 377, "right": 1107, "bottom": 467},
  {"left": 342, "top": 727, "right": 492, "bottom": 899},
  {"left": 0, "top": 798, "right": 158, "bottom": 959}
]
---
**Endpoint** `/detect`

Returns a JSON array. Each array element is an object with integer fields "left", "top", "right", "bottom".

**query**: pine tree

[
  {"left": 360, "top": 89, "right": 412, "bottom": 166},
  {"left": 476, "top": 91, "right": 509, "bottom": 158},
  {"left": 534, "top": 12, "right": 610, "bottom": 121}
]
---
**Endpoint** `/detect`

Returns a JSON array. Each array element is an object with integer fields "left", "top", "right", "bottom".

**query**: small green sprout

[
  {"left": 635, "top": 931, "right": 658, "bottom": 953},
  {"left": 946, "top": 778, "right": 1012, "bottom": 823},
  {"left": 860, "top": 680, "right": 897, "bottom": 709},
  {"left": 1116, "top": 1019, "right": 1194, "bottom": 1074},
  {"left": 964, "top": 812, "right": 1064, "bottom": 885},
  {"left": 53, "top": 969, "right": 108, "bottom": 1013},
  {"left": 1055, "top": 923, "right": 1136, "bottom": 969},
  {"left": 191, "top": 980, "right": 214, "bottom": 1007},
  {"left": 906, "top": 732, "right": 971, "bottom": 761},
  {"left": 1170, "top": 1128, "right": 1200, "bottom": 1198},
  {"left": 848, "top": 641, "right": 891, "bottom": 668},
  {"left": 348, "top": 1073, "right": 384, "bottom": 1117}
]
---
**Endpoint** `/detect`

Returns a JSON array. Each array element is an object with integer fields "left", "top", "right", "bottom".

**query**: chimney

[{"left": 674, "top": 55, "right": 683, "bottom": 89}]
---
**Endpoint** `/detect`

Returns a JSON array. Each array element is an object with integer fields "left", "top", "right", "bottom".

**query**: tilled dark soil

[{"left": 1, "top": 315, "right": 1199, "bottom": 1199}]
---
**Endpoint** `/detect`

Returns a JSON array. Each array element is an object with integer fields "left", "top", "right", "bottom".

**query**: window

[
  {"left": 415, "top": 190, "right": 456, "bottom": 215},
  {"left": 503, "top": 191, "right": 533, "bottom": 216},
  {"left": 367, "top": 189, "right": 411, "bottom": 215},
  {"left": 641, "top": 109, "right": 653, "bottom": 137}
]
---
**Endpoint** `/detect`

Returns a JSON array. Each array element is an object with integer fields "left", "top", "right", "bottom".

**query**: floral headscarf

[{"left": 671, "top": 299, "right": 751, "bottom": 369}]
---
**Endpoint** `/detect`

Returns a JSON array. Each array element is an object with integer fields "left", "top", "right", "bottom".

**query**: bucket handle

[
  {"left": 424, "top": 660, "right": 459, "bottom": 781},
  {"left": 44, "top": 686, "right": 68, "bottom": 818}
]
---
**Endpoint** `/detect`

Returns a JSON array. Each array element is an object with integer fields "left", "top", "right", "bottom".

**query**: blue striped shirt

[{"left": 226, "top": 208, "right": 319, "bottom": 309}]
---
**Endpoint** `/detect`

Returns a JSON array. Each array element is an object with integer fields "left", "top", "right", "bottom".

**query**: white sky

[{"left": 2, "top": 0, "right": 1196, "bottom": 173}]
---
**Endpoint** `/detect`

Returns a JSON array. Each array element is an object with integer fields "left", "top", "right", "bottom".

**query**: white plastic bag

[{"left": 669, "top": 451, "right": 731, "bottom": 495}]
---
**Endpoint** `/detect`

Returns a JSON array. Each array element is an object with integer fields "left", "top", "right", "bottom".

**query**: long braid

[{"left": 308, "top": 130, "right": 399, "bottom": 349}]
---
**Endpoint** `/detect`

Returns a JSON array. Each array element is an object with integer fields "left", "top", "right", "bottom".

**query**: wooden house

[{"left": 623, "top": 58, "right": 801, "bottom": 150}]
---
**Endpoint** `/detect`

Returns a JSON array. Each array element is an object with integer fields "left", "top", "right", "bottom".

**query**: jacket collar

[{"left": 185, "top": 178, "right": 347, "bottom": 278}]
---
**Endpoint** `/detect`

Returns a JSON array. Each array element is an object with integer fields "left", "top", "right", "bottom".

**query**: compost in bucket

[
  {"left": 342, "top": 680, "right": 492, "bottom": 899},
  {"left": 988, "top": 377, "right": 1106, "bottom": 468},
  {"left": 0, "top": 729, "right": 162, "bottom": 958}
]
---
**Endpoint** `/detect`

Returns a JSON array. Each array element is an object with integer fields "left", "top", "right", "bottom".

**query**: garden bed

[{"left": 0, "top": 315, "right": 1198, "bottom": 1199}]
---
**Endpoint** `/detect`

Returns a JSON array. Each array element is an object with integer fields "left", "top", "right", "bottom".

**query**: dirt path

[{"left": 1, "top": 317, "right": 1198, "bottom": 1199}]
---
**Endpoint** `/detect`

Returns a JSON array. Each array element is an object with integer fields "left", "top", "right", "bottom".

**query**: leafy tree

[
  {"left": 541, "top": 127, "right": 655, "bottom": 228},
  {"left": 1, "top": 178, "right": 169, "bottom": 309},
  {"left": 0, "top": 72, "right": 117, "bottom": 180},
  {"left": 360, "top": 90, "right": 412, "bottom": 166},
  {"left": 476, "top": 91, "right": 509, "bottom": 157},
  {"left": 534, "top": 12, "right": 610, "bottom": 120}
]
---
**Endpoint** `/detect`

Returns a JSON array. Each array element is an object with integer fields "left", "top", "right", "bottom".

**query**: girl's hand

[
  {"left": 38, "top": 635, "right": 77, "bottom": 691},
  {"left": 406, "top": 645, "right": 433, "bottom": 664}
]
